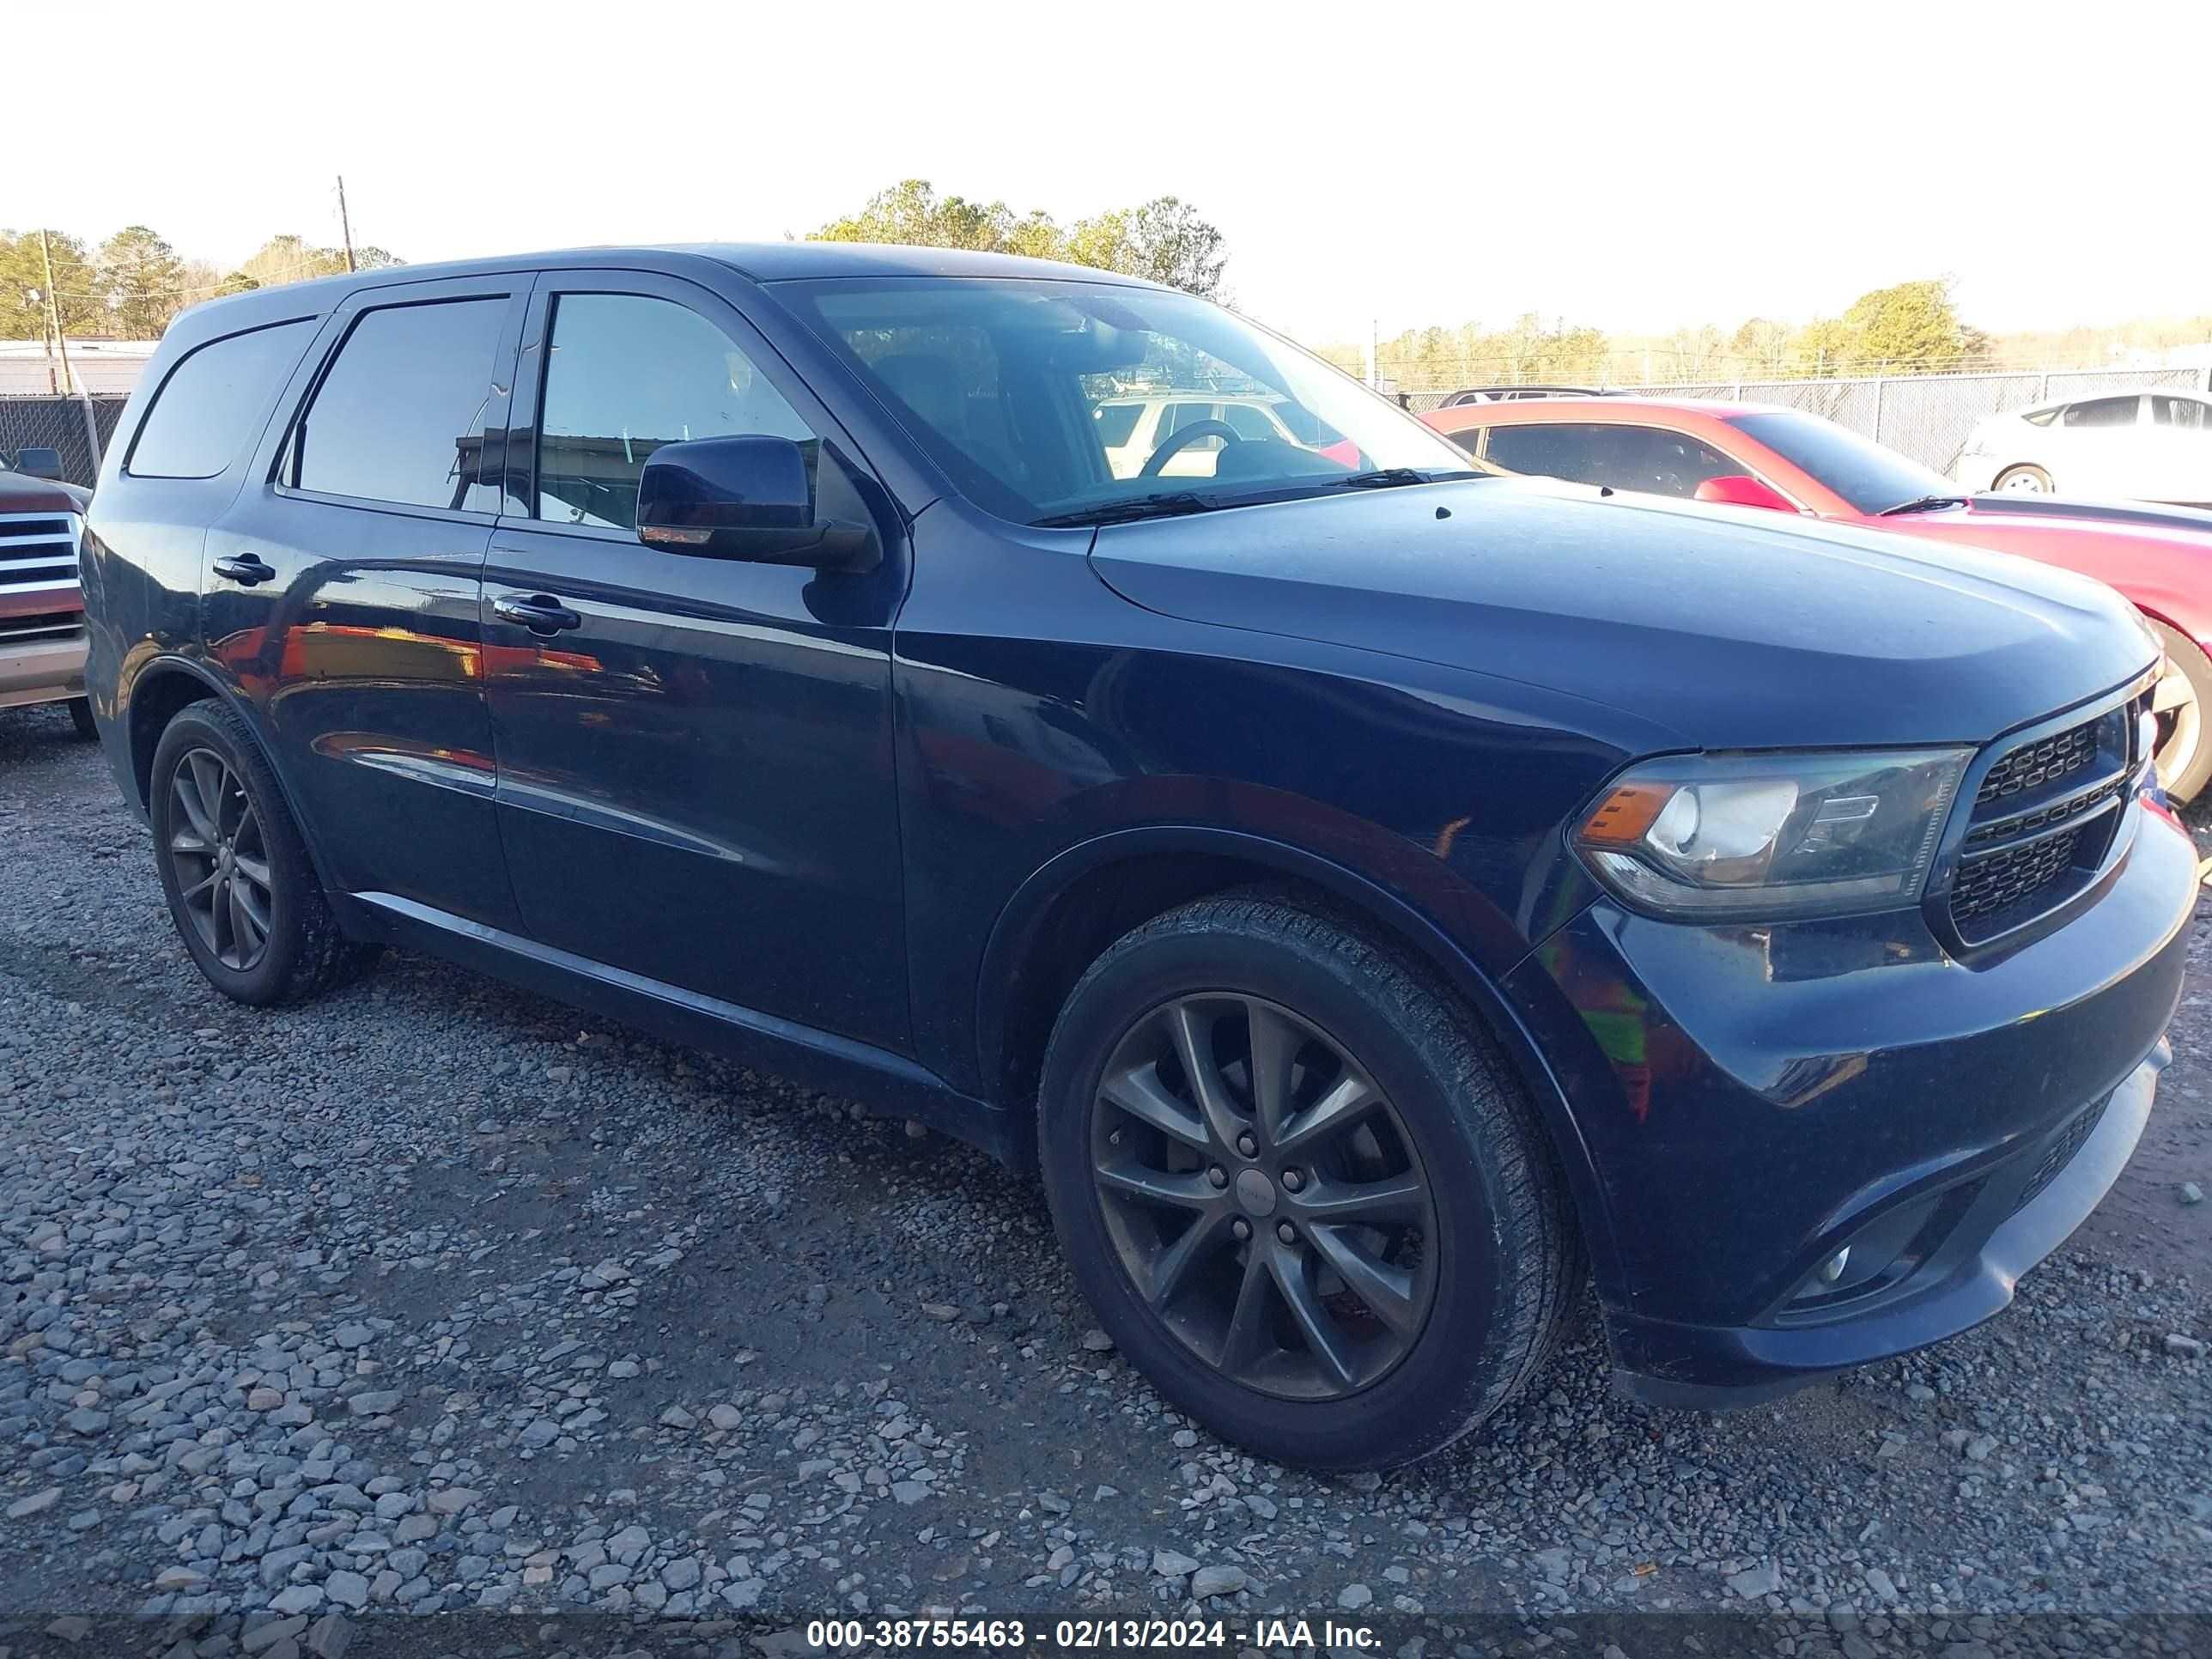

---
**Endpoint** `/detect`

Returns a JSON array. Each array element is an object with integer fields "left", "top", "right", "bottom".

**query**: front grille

[
  {"left": 0, "top": 511, "right": 80, "bottom": 591},
  {"left": 1974, "top": 718, "right": 2100, "bottom": 807},
  {"left": 1947, "top": 692, "right": 2143, "bottom": 942},
  {"left": 1951, "top": 827, "right": 2086, "bottom": 924},
  {"left": 2011, "top": 1093, "right": 2110, "bottom": 1216}
]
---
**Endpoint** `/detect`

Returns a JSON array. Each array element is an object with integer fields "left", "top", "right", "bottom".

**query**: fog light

[{"left": 1819, "top": 1247, "right": 1851, "bottom": 1284}]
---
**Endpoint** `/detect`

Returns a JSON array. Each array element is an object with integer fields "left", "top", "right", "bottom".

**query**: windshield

[
  {"left": 780, "top": 276, "right": 1475, "bottom": 524},
  {"left": 1726, "top": 410, "right": 1954, "bottom": 515}
]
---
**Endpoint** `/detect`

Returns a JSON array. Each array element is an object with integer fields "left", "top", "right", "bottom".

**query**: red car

[{"left": 1424, "top": 397, "right": 2212, "bottom": 799}]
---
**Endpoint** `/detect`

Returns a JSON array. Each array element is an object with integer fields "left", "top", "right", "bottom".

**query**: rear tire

[
  {"left": 1037, "top": 890, "right": 1582, "bottom": 1470},
  {"left": 2148, "top": 621, "right": 2212, "bottom": 804},
  {"left": 1993, "top": 464, "right": 2052, "bottom": 494},
  {"left": 149, "top": 701, "right": 380, "bottom": 1006},
  {"left": 66, "top": 697, "right": 97, "bottom": 741}
]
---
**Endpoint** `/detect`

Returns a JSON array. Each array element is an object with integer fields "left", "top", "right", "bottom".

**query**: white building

[{"left": 0, "top": 338, "right": 161, "bottom": 395}]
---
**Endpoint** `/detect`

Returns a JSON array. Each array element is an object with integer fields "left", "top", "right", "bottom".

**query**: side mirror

[
  {"left": 1693, "top": 473, "right": 1796, "bottom": 512},
  {"left": 11, "top": 446, "right": 64, "bottom": 481},
  {"left": 636, "top": 434, "right": 880, "bottom": 572}
]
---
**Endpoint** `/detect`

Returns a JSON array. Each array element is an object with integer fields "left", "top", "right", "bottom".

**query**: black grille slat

[
  {"left": 0, "top": 611, "right": 85, "bottom": 644},
  {"left": 0, "top": 560, "right": 77, "bottom": 586},
  {"left": 0, "top": 517, "right": 71, "bottom": 541}
]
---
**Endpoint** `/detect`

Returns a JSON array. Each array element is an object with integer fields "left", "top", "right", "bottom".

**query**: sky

[{"left": 15, "top": 0, "right": 2208, "bottom": 348}]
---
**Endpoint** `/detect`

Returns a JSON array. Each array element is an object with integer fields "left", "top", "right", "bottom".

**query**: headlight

[{"left": 1574, "top": 748, "right": 1971, "bottom": 920}]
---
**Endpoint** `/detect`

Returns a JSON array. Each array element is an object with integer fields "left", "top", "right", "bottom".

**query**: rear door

[
  {"left": 203, "top": 274, "right": 526, "bottom": 928},
  {"left": 481, "top": 269, "right": 910, "bottom": 1048}
]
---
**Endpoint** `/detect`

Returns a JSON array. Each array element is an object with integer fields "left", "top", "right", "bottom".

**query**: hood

[
  {"left": 1876, "top": 498, "right": 2212, "bottom": 646},
  {"left": 0, "top": 470, "right": 87, "bottom": 514},
  {"left": 1087, "top": 479, "right": 2158, "bottom": 751}
]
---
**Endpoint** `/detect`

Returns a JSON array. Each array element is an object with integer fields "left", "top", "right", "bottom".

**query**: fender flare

[
  {"left": 123, "top": 653, "right": 348, "bottom": 901},
  {"left": 975, "top": 823, "right": 1623, "bottom": 1300}
]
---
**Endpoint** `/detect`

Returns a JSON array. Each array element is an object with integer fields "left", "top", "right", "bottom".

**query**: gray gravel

[{"left": 3, "top": 701, "right": 2211, "bottom": 1639}]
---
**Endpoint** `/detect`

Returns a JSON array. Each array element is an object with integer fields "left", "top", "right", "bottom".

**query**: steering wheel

[{"left": 1140, "top": 418, "right": 1244, "bottom": 478}]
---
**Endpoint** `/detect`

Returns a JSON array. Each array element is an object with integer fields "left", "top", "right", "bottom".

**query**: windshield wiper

[
  {"left": 1878, "top": 494, "right": 1972, "bottom": 516},
  {"left": 1032, "top": 492, "right": 1217, "bottom": 528},
  {"left": 1334, "top": 468, "right": 1431, "bottom": 489}
]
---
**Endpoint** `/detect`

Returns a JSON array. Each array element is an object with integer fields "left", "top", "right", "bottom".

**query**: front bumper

[
  {"left": 0, "top": 630, "right": 88, "bottom": 710},
  {"left": 1609, "top": 1041, "right": 2163, "bottom": 1407},
  {"left": 1503, "top": 790, "right": 2195, "bottom": 1405}
]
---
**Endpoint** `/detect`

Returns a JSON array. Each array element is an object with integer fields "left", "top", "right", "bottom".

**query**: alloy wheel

[
  {"left": 167, "top": 746, "right": 274, "bottom": 972},
  {"left": 1088, "top": 994, "right": 1439, "bottom": 1400},
  {"left": 2154, "top": 657, "right": 2203, "bottom": 794}
]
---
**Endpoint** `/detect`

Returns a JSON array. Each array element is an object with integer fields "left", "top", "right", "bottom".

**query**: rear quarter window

[{"left": 125, "top": 319, "right": 317, "bottom": 480}]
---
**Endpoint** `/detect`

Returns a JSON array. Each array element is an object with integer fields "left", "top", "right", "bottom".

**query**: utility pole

[
  {"left": 40, "top": 229, "right": 75, "bottom": 396},
  {"left": 1365, "top": 317, "right": 1378, "bottom": 390},
  {"left": 337, "top": 175, "right": 357, "bottom": 273}
]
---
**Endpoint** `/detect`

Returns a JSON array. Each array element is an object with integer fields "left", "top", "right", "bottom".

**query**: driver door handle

[
  {"left": 491, "top": 593, "right": 583, "bottom": 635},
  {"left": 211, "top": 554, "right": 276, "bottom": 586}
]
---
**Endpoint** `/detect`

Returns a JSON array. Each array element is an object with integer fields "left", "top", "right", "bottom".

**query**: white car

[
  {"left": 1091, "top": 393, "right": 1354, "bottom": 479},
  {"left": 1954, "top": 389, "right": 2212, "bottom": 504}
]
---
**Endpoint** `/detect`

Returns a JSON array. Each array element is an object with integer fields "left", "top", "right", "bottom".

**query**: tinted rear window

[
  {"left": 127, "top": 320, "right": 315, "bottom": 479},
  {"left": 1723, "top": 410, "right": 1951, "bottom": 514},
  {"left": 292, "top": 299, "right": 508, "bottom": 512}
]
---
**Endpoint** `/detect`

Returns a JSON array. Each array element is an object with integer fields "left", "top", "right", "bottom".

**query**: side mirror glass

[
  {"left": 11, "top": 446, "right": 64, "bottom": 481},
  {"left": 1693, "top": 473, "right": 1795, "bottom": 512},
  {"left": 636, "top": 434, "right": 879, "bottom": 572}
]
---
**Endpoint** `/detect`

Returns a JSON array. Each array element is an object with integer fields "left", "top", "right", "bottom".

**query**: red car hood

[
  {"left": 0, "top": 471, "right": 83, "bottom": 514},
  {"left": 1865, "top": 500, "right": 2212, "bottom": 651}
]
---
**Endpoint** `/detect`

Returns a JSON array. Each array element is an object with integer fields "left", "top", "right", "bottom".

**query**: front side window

[
  {"left": 2062, "top": 396, "right": 2142, "bottom": 429},
  {"left": 784, "top": 277, "right": 1474, "bottom": 524},
  {"left": 293, "top": 299, "right": 507, "bottom": 512},
  {"left": 535, "top": 293, "right": 814, "bottom": 531},
  {"left": 128, "top": 319, "right": 315, "bottom": 480},
  {"left": 1480, "top": 422, "right": 1743, "bottom": 498},
  {"left": 1480, "top": 422, "right": 1608, "bottom": 484}
]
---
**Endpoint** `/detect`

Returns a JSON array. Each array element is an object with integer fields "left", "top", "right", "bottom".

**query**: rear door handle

[
  {"left": 491, "top": 593, "right": 583, "bottom": 635},
  {"left": 211, "top": 555, "right": 276, "bottom": 586}
]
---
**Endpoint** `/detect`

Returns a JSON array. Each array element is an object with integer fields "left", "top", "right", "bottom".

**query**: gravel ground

[{"left": 3, "top": 701, "right": 2210, "bottom": 1652}]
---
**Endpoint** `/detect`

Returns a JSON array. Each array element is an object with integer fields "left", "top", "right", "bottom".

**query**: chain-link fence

[
  {"left": 0, "top": 393, "right": 129, "bottom": 488},
  {"left": 1400, "top": 366, "right": 2212, "bottom": 476}
]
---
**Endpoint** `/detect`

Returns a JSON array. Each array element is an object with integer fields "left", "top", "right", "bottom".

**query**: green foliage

[
  {"left": 814, "top": 181, "right": 1228, "bottom": 298},
  {"left": 0, "top": 225, "right": 405, "bottom": 343},
  {"left": 99, "top": 225, "right": 185, "bottom": 337},
  {"left": 1840, "top": 277, "right": 1972, "bottom": 370},
  {"left": 0, "top": 229, "right": 98, "bottom": 340}
]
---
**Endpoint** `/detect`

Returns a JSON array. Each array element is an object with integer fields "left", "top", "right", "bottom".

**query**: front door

[
  {"left": 204, "top": 276, "right": 527, "bottom": 929},
  {"left": 482, "top": 270, "right": 911, "bottom": 1049}
]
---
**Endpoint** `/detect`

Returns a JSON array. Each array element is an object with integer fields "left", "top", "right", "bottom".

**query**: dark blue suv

[{"left": 78, "top": 244, "right": 2194, "bottom": 1469}]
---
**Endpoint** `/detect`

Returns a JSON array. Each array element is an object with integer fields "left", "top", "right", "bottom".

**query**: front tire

[
  {"left": 66, "top": 697, "right": 98, "bottom": 741},
  {"left": 149, "top": 701, "right": 379, "bottom": 1006},
  {"left": 1994, "top": 463, "right": 2052, "bottom": 494},
  {"left": 1037, "top": 892, "right": 1581, "bottom": 1470}
]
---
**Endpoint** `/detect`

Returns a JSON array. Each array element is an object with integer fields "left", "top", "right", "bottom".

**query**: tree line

[
  {"left": 1326, "top": 279, "right": 2008, "bottom": 390},
  {"left": 8, "top": 200, "right": 2206, "bottom": 390},
  {"left": 0, "top": 228, "right": 401, "bottom": 342},
  {"left": 812, "top": 179, "right": 1228, "bottom": 300}
]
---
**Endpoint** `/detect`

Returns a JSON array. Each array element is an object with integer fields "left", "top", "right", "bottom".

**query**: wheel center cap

[{"left": 1232, "top": 1169, "right": 1278, "bottom": 1217}]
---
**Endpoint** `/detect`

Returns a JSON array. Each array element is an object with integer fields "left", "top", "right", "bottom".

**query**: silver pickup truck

[{"left": 0, "top": 446, "right": 93, "bottom": 738}]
